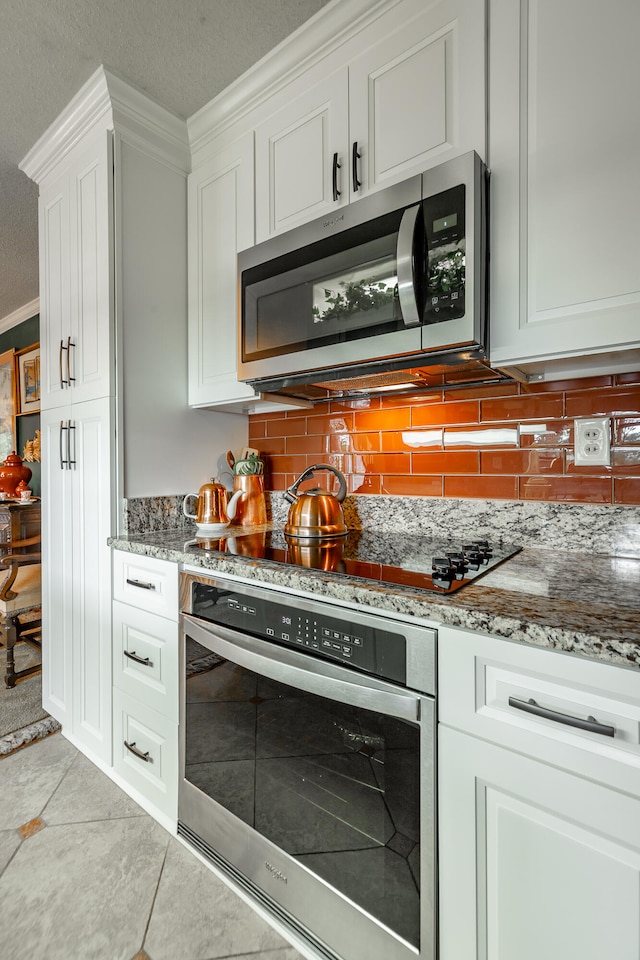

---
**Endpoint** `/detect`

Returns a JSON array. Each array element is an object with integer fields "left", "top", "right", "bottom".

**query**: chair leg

[
  {"left": 4, "top": 618, "right": 17, "bottom": 688},
  {"left": 3, "top": 616, "right": 42, "bottom": 688}
]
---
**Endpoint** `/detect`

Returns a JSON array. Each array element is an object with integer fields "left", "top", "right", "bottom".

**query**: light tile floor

[{"left": 0, "top": 732, "right": 305, "bottom": 960}]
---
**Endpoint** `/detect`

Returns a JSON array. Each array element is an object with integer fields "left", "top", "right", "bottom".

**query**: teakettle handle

[
  {"left": 284, "top": 463, "right": 347, "bottom": 504},
  {"left": 183, "top": 493, "right": 198, "bottom": 520}
]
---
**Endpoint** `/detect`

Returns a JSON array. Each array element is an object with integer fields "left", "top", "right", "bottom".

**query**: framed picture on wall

[
  {"left": 0, "top": 348, "right": 16, "bottom": 461},
  {"left": 16, "top": 343, "right": 40, "bottom": 414}
]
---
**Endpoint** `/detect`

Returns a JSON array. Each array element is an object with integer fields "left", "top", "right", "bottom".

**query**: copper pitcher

[{"left": 231, "top": 474, "right": 267, "bottom": 526}]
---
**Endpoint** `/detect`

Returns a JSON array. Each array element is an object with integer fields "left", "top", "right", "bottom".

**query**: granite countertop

[{"left": 109, "top": 526, "right": 640, "bottom": 671}]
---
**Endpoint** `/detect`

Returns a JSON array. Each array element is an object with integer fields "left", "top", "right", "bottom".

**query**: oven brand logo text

[
  {"left": 265, "top": 861, "right": 288, "bottom": 884},
  {"left": 322, "top": 214, "right": 345, "bottom": 229}
]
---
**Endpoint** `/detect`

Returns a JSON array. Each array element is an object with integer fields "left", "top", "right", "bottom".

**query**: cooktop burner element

[{"left": 185, "top": 528, "right": 521, "bottom": 595}]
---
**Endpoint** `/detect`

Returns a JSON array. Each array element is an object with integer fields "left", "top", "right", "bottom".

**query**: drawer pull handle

[
  {"left": 126, "top": 578, "right": 156, "bottom": 591},
  {"left": 124, "top": 649, "right": 153, "bottom": 667},
  {"left": 124, "top": 740, "right": 151, "bottom": 762},
  {"left": 508, "top": 696, "right": 615, "bottom": 738}
]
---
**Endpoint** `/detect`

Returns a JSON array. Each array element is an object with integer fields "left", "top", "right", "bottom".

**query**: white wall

[{"left": 118, "top": 136, "right": 245, "bottom": 497}]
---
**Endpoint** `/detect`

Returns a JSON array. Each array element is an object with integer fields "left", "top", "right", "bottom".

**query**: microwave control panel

[{"left": 423, "top": 182, "right": 466, "bottom": 324}]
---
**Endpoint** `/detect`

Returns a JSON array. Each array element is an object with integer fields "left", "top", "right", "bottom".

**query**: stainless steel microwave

[{"left": 238, "top": 151, "right": 500, "bottom": 401}]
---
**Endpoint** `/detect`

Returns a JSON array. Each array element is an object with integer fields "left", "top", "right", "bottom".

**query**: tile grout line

[{"left": 140, "top": 835, "right": 171, "bottom": 955}]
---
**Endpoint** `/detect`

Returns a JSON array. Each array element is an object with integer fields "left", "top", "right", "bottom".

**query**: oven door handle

[{"left": 182, "top": 613, "right": 421, "bottom": 724}]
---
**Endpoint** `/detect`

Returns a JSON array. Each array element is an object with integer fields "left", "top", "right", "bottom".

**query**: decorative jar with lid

[{"left": 0, "top": 452, "right": 32, "bottom": 496}]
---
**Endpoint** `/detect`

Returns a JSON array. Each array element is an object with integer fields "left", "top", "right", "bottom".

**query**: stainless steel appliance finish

[
  {"left": 238, "top": 151, "right": 505, "bottom": 401},
  {"left": 179, "top": 572, "right": 437, "bottom": 960}
]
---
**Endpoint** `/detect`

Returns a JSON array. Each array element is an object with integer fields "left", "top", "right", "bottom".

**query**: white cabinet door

[
  {"left": 39, "top": 400, "right": 113, "bottom": 761},
  {"left": 40, "top": 406, "right": 74, "bottom": 725},
  {"left": 70, "top": 397, "right": 114, "bottom": 763},
  {"left": 489, "top": 0, "right": 640, "bottom": 377},
  {"left": 38, "top": 130, "right": 113, "bottom": 411},
  {"left": 439, "top": 726, "right": 640, "bottom": 960},
  {"left": 255, "top": 68, "right": 349, "bottom": 242},
  {"left": 188, "top": 132, "right": 258, "bottom": 407},
  {"left": 39, "top": 172, "right": 71, "bottom": 411},
  {"left": 349, "top": 0, "right": 486, "bottom": 199}
]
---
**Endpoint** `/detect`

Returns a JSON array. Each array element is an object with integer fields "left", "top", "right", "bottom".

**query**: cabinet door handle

[
  {"left": 67, "top": 420, "right": 76, "bottom": 468},
  {"left": 352, "top": 141, "right": 361, "bottom": 192},
  {"left": 508, "top": 696, "right": 615, "bottom": 738},
  {"left": 59, "top": 421, "right": 68, "bottom": 469},
  {"left": 124, "top": 649, "right": 153, "bottom": 668},
  {"left": 60, "top": 340, "right": 68, "bottom": 388},
  {"left": 124, "top": 740, "right": 151, "bottom": 762},
  {"left": 126, "top": 578, "right": 156, "bottom": 591},
  {"left": 67, "top": 336, "right": 76, "bottom": 384},
  {"left": 332, "top": 152, "right": 341, "bottom": 202}
]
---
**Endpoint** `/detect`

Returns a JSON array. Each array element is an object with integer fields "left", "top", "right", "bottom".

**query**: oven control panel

[{"left": 191, "top": 581, "right": 407, "bottom": 685}]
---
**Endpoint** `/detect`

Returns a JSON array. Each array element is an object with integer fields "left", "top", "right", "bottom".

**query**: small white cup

[
  {"left": 0, "top": 492, "right": 7, "bottom": 501},
  {"left": 19, "top": 490, "right": 31, "bottom": 501}
]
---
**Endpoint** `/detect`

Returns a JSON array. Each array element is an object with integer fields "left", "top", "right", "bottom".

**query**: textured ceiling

[{"left": 0, "top": 0, "right": 331, "bottom": 322}]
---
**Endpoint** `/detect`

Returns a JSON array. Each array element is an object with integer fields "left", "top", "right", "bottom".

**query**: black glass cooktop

[{"left": 184, "top": 527, "right": 521, "bottom": 595}]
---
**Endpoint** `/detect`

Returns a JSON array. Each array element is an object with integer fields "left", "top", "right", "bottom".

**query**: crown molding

[
  {"left": 20, "top": 67, "right": 113, "bottom": 183},
  {"left": 187, "top": 0, "right": 397, "bottom": 156},
  {"left": 20, "top": 66, "right": 189, "bottom": 184},
  {"left": 0, "top": 299, "right": 39, "bottom": 335}
]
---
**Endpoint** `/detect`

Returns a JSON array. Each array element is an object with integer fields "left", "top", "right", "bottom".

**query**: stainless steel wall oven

[{"left": 179, "top": 570, "right": 437, "bottom": 960}]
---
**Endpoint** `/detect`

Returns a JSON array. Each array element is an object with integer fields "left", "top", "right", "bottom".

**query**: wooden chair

[{"left": 0, "top": 533, "right": 42, "bottom": 688}]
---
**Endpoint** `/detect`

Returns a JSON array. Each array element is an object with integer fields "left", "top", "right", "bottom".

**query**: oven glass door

[{"left": 183, "top": 617, "right": 425, "bottom": 951}]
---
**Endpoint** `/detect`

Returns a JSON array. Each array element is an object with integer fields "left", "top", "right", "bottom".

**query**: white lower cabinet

[
  {"left": 111, "top": 552, "right": 179, "bottom": 823},
  {"left": 438, "top": 626, "right": 640, "bottom": 960},
  {"left": 41, "top": 398, "right": 113, "bottom": 763},
  {"left": 439, "top": 727, "right": 640, "bottom": 960},
  {"left": 112, "top": 688, "right": 178, "bottom": 822}
]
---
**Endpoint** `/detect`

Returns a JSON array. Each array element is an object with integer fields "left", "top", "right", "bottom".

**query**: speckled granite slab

[
  {"left": 109, "top": 527, "right": 640, "bottom": 671},
  {"left": 124, "top": 493, "right": 640, "bottom": 557}
]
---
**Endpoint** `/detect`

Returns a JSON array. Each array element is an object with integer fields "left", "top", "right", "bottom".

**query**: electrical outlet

[{"left": 574, "top": 417, "right": 611, "bottom": 466}]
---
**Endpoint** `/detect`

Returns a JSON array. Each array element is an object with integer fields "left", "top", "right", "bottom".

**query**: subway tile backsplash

[{"left": 249, "top": 373, "right": 640, "bottom": 505}]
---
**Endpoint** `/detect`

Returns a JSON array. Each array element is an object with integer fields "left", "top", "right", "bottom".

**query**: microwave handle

[{"left": 396, "top": 203, "right": 421, "bottom": 326}]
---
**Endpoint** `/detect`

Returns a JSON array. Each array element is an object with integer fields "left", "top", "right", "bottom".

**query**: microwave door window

[{"left": 243, "top": 220, "right": 412, "bottom": 363}]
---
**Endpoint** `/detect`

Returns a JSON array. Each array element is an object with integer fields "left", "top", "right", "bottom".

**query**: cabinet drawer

[
  {"left": 112, "top": 600, "right": 178, "bottom": 721},
  {"left": 438, "top": 626, "right": 640, "bottom": 795},
  {"left": 113, "top": 550, "right": 178, "bottom": 619},
  {"left": 112, "top": 688, "right": 177, "bottom": 820}
]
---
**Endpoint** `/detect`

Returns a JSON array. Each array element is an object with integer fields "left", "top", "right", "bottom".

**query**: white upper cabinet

[
  {"left": 348, "top": 0, "right": 485, "bottom": 198},
  {"left": 255, "top": 69, "right": 349, "bottom": 240},
  {"left": 255, "top": 0, "right": 486, "bottom": 242},
  {"left": 489, "top": 0, "right": 640, "bottom": 380},
  {"left": 39, "top": 129, "right": 113, "bottom": 411},
  {"left": 188, "top": 133, "right": 257, "bottom": 408}
]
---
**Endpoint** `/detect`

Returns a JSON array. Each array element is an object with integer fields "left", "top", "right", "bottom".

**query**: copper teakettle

[
  {"left": 183, "top": 478, "right": 243, "bottom": 532},
  {"left": 284, "top": 464, "right": 347, "bottom": 538}
]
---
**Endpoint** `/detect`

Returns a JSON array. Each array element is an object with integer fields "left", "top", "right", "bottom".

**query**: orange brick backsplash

[{"left": 248, "top": 374, "right": 640, "bottom": 505}]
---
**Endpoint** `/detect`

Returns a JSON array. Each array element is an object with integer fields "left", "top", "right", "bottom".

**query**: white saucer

[{"left": 194, "top": 521, "right": 230, "bottom": 534}]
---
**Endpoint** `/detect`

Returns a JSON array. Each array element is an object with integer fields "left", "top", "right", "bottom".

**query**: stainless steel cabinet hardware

[
  {"left": 123, "top": 650, "right": 153, "bottom": 667},
  {"left": 66, "top": 336, "right": 76, "bottom": 384},
  {"left": 508, "top": 696, "right": 615, "bottom": 737},
  {"left": 125, "top": 578, "right": 156, "bottom": 591},
  {"left": 59, "top": 421, "right": 68, "bottom": 469},
  {"left": 124, "top": 740, "right": 151, "bottom": 762},
  {"left": 59, "top": 340, "right": 66, "bottom": 388},
  {"left": 352, "top": 141, "right": 361, "bottom": 192},
  {"left": 332, "top": 152, "right": 341, "bottom": 202},
  {"left": 68, "top": 421, "right": 76, "bottom": 467}
]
